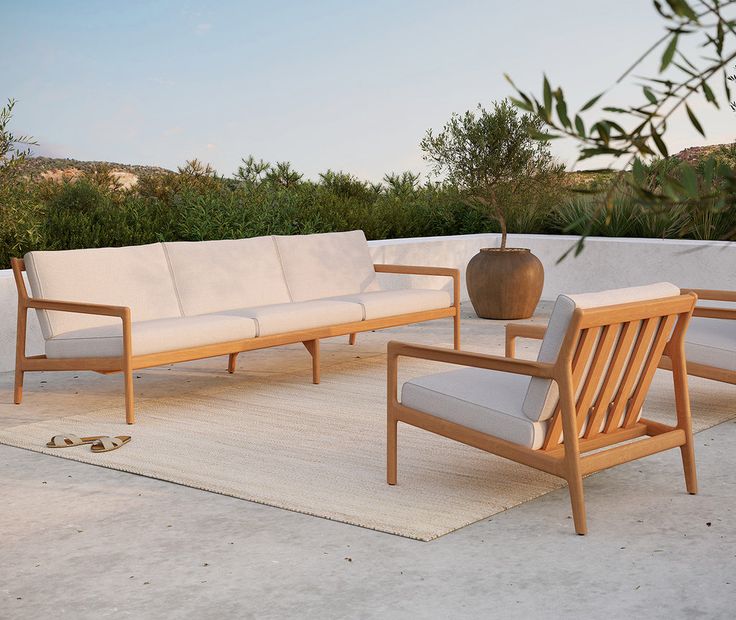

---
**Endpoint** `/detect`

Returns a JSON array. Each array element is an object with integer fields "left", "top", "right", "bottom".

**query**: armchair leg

[
  {"left": 567, "top": 473, "right": 587, "bottom": 535},
  {"left": 680, "top": 443, "right": 698, "bottom": 495},
  {"left": 453, "top": 312, "right": 461, "bottom": 350},
  {"left": 387, "top": 412, "right": 398, "bottom": 485},
  {"left": 349, "top": 333, "right": 357, "bottom": 346},
  {"left": 227, "top": 353, "right": 238, "bottom": 374}
]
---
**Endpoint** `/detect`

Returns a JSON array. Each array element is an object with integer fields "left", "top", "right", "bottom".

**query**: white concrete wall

[{"left": 1, "top": 233, "right": 733, "bottom": 372}]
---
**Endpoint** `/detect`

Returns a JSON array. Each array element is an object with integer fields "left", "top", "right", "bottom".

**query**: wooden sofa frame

[
  {"left": 12, "top": 258, "right": 460, "bottom": 425},
  {"left": 389, "top": 293, "right": 697, "bottom": 535}
]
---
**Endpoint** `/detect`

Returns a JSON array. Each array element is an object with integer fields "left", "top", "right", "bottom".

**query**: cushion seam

[
  {"left": 271, "top": 236, "right": 294, "bottom": 303},
  {"left": 161, "top": 243, "right": 186, "bottom": 317}
]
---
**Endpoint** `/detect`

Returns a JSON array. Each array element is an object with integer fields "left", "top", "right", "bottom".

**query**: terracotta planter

[{"left": 466, "top": 248, "right": 544, "bottom": 319}]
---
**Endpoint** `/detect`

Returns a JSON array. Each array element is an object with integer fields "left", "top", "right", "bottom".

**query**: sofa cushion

[
  {"left": 401, "top": 368, "right": 546, "bottom": 449},
  {"left": 25, "top": 243, "right": 181, "bottom": 339},
  {"left": 163, "top": 237, "right": 291, "bottom": 315},
  {"left": 274, "top": 230, "right": 380, "bottom": 302},
  {"left": 331, "top": 289, "right": 452, "bottom": 320},
  {"left": 217, "top": 300, "right": 364, "bottom": 337},
  {"left": 685, "top": 316, "right": 736, "bottom": 372},
  {"left": 45, "top": 314, "right": 257, "bottom": 359},
  {"left": 522, "top": 282, "right": 681, "bottom": 423}
]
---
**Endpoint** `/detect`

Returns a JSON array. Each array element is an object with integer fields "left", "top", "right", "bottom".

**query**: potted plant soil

[{"left": 421, "top": 99, "right": 562, "bottom": 319}]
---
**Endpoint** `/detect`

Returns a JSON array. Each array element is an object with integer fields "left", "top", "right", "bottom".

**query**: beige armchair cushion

[
  {"left": 522, "top": 282, "right": 681, "bottom": 422},
  {"left": 330, "top": 289, "right": 452, "bottom": 320},
  {"left": 45, "top": 315, "right": 257, "bottom": 359},
  {"left": 163, "top": 237, "right": 291, "bottom": 315},
  {"left": 402, "top": 368, "right": 546, "bottom": 449},
  {"left": 217, "top": 300, "right": 364, "bottom": 337},
  {"left": 25, "top": 243, "right": 181, "bottom": 339},
  {"left": 274, "top": 230, "right": 380, "bottom": 301}
]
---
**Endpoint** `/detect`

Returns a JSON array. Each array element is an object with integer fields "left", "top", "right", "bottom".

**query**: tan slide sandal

[
  {"left": 90, "top": 436, "right": 131, "bottom": 453},
  {"left": 46, "top": 434, "right": 105, "bottom": 449}
]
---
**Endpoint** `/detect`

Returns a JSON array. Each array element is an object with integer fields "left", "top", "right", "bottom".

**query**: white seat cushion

[
  {"left": 163, "top": 237, "right": 292, "bottom": 315},
  {"left": 274, "top": 230, "right": 380, "bottom": 301},
  {"left": 685, "top": 317, "right": 736, "bottom": 372},
  {"left": 216, "top": 300, "right": 364, "bottom": 337},
  {"left": 522, "top": 282, "right": 681, "bottom": 422},
  {"left": 401, "top": 368, "right": 546, "bottom": 449},
  {"left": 331, "top": 289, "right": 452, "bottom": 320},
  {"left": 45, "top": 315, "right": 257, "bottom": 359},
  {"left": 25, "top": 243, "right": 181, "bottom": 339}
]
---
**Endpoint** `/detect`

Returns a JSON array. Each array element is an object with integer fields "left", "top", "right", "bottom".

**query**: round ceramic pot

[{"left": 466, "top": 248, "right": 544, "bottom": 319}]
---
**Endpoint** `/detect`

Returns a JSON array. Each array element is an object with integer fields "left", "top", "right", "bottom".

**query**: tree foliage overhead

[
  {"left": 420, "top": 99, "right": 564, "bottom": 248},
  {"left": 0, "top": 98, "right": 37, "bottom": 180},
  {"left": 507, "top": 0, "right": 736, "bottom": 256}
]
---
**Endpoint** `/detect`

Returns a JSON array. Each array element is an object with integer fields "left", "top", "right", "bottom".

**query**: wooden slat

[
  {"left": 542, "top": 327, "right": 599, "bottom": 450},
  {"left": 574, "top": 324, "right": 618, "bottom": 437},
  {"left": 578, "top": 296, "right": 693, "bottom": 329},
  {"left": 584, "top": 321, "right": 639, "bottom": 439},
  {"left": 580, "top": 430, "right": 686, "bottom": 475},
  {"left": 603, "top": 317, "right": 660, "bottom": 433},
  {"left": 622, "top": 314, "right": 678, "bottom": 427}
]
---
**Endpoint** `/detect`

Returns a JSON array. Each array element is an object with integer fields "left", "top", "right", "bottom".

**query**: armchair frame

[
  {"left": 388, "top": 293, "right": 698, "bottom": 535},
  {"left": 12, "top": 258, "right": 460, "bottom": 425}
]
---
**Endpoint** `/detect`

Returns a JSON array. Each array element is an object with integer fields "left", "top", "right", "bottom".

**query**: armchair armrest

[
  {"left": 505, "top": 322, "right": 547, "bottom": 358},
  {"left": 27, "top": 298, "right": 130, "bottom": 319},
  {"left": 373, "top": 264, "right": 461, "bottom": 306},
  {"left": 681, "top": 289, "right": 736, "bottom": 320}
]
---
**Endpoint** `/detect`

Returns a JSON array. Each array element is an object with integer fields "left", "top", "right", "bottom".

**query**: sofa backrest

[
  {"left": 274, "top": 230, "right": 379, "bottom": 302},
  {"left": 24, "top": 243, "right": 182, "bottom": 338},
  {"left": 163, "top": 237, "right": 291, "bottom": 315},
  {"left": 522, "top": 282, "right": 681, "bottom": 423}
]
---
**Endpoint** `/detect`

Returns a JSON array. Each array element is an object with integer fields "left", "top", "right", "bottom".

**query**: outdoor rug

[{"left": 0, "top": 355, "right": 733, "bottom": 541}]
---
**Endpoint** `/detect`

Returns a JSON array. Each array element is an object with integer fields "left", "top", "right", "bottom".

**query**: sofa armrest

[
  {"left": 27, "top": 298, "right": 130, "bottom": 320},
  {"left": 373, "top": 264, "right": 461, "bottom": 307},
  {"left": 505, "top": 322, "right": 547, "bottom": 358},
  {"left": 681, "top": 289, "right": 736, "bottom": 320}
]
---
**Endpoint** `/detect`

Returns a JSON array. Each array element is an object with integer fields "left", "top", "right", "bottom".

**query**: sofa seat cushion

[
  {"left": 331, "top": 289, "right": 452, "bottom": 320},
  {"left": 45, "top": 315, "right": 257, "bottom": 359},
  {"left": 685, "top": 317, "right": 736, "bottom": 372},
  {"left": 216, "top": 300, "right": 364, "bottom": 337},
  {"left": 274, "top": 230, "right": 380, "bottom": 301},
  {"left": 401, "top": 368, "right": 546, "bottom": 449}
]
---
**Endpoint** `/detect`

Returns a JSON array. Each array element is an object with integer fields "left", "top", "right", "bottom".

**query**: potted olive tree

[{"left": 421, "top": 99, "right": 564, "bottom": 319}]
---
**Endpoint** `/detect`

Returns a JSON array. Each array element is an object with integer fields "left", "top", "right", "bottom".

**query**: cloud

[
  {"left": 206, "top": 143, "right": 216, "bottom": 150},
  {"left": 195, "top": 23, "right": 212, "bottom": 35},
  {"left": 148, "top": 77, "right": 176, "bottom": 87},
  {"left": 163, "top": 126, "right": 184, "bottom": 137}
]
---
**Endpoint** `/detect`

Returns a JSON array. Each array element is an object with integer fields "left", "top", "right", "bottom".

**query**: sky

[{"left": 2, "top": 0, "right": 734, "bottom": 181}]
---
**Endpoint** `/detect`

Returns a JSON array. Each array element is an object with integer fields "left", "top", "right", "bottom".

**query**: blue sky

[{"left": 2, "top": 0, "right": 733, "bottom": 181}]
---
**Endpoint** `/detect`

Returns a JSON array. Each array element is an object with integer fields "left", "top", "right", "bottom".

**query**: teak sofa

[{"left": 12, "top": 230, "right": 460, "bottom": 424}]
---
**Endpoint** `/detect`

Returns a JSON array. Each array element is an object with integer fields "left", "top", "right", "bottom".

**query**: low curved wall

[{"left": 1, "top": 233, "right": 733, "bottom": 372}]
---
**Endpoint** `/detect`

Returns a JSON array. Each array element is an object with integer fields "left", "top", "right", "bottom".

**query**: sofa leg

[
  {"left": 227, "top": 353, "right": 238, "bottom": 374},
  {"left": 349, "top": 333, "right": 357, "bottom": 346},
  {"left": 387, "top": 412, "right": 398, "bottom": 485},
  {"left": 124, "top": 369, "right": 135, "bottom": 424},
  {"left": 302, "top": 340, "right": 320, "bottom": 384},
  {"left": 13, "top": 369, "right": 23, "bottom": 404},
  {"left": 453, "top": 312, "right": 461, "bottom": 350}
]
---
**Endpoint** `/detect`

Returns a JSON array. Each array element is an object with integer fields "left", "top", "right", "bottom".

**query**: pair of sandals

[{"left": 46, "top": 434, "right": 131, "bottom": 453}]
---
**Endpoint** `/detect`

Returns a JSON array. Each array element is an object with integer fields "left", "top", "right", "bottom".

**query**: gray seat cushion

[
  {"left": 216, "top": 300, "right": 364, "bottom": 337},
  {"left": 45, "top": 315, "right": 257, "bottom": 358},
  {"left": 401, "top": 368, "right": 546, "bottom": 449},
  {"left": 685, "top": 316, "right": 736, "bottom": 372},
  {"left": 331, "top": 289, "right": 452, "bottom": 320}
]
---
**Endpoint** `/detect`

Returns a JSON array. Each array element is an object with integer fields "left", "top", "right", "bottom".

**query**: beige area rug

[{"left": 0, "top": 356, "right": 733, "bottom": 541}]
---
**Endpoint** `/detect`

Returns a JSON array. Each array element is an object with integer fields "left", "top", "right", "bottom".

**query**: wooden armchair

[{"left": 387, "top": 283, "right": 697, "bottom": 535}]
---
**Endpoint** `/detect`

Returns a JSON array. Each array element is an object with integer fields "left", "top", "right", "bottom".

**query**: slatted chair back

[{"left": 538, "top": 287, "right": 696, "bottom": 450}]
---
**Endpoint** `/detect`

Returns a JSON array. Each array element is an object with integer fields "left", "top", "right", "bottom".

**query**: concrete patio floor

[{"left": 1, "top": 305, "right": 734, "bottom": 619}]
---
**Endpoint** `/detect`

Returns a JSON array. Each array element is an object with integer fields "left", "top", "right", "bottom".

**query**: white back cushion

[
  {"left": 163, "top": 237, "right": 291, "bottom": 315},
  {"left": 274, "top": 230, "right": 380, "bottom": 301},
  {"left": 25, "top": 243, "right": 181, "bottom": 338},
  {"left": 522, "top": 282, "right": 681, "bottom": 422}
]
